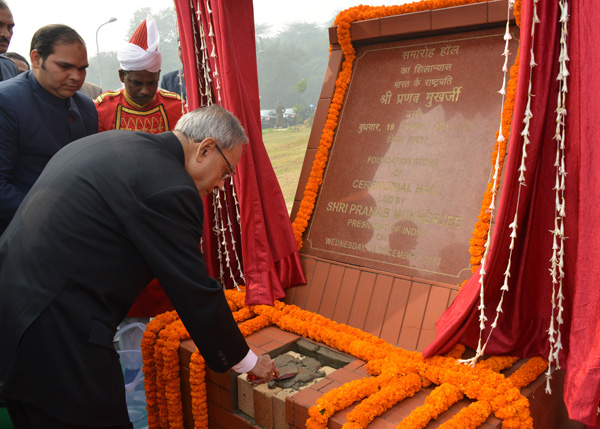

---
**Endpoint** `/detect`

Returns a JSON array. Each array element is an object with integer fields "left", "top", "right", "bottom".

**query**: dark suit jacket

[
  {"left": 0, "top": 55, "right": 18, "bottom": 82},
  {"left": 0, "top": 130, "right": 249, "bottom": 425},
  {"left": 0, "top": 71, "right": 98, "bottom": 233},
  {"left": 160, "top": 69, "right": 187, "bottom": 100}
]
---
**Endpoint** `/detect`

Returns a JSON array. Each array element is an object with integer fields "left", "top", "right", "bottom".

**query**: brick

[
  {"left": 245, "top": 331, "right": 272, "bottom": 347},
  {"left": 327, "top": 368, "right": 361, "bottom": 384},
  {"left": 343, "top": 359, "right": 365, "bottom": 372},
  {"left": 178, "top": 339, "right": 197, "bottom": 369},
  {"left": 381, "top": 10, "right": 431, "bottom": 37},
  {"left": 369, "top": 417, "right": 397, "bottom": 429},
  {"left": 254, "top": 382, "right": 281, "bottom": 429},
  {"left": 179, "top": 364, "right": 191, "bottom": 389},
  {"left": 206, "top": 379, "right": 220, "bottom": 406},
  {"left": 380, "top": 404, "right": 414, "bottom": 423},
  {"left": 204, "top": 381, "right": 231, "bottom": 412},
  {"left": 291, "top": 386, "right": 322, "bottom": 410},
  {"left": 285, "top": 397, "right": 295, "bottom": 426},
  {"left": 351, "top": 364, "right": 370, "bottom": 378},
  {"left": 293, "top": 398, "right": 311, "bottom": 428},
  {"left": 237, "top": 374, "right": 254, "bottom": 418},
  {"left": 319, "top": 380, "right": 343, "bottom": 394},
  {"left": 180, "top": 384, "right": 195, "bottom": 428},
  {"left": 316, "top": 346, "right": 354, "bottom": 368},
  {"left": 273, "top": 389, "right": 295, "bottom": 429},
  {"left": 309, "top": 377, "right": 333, "bottom": 392},
  {"left": 259, "top": 326, "right": 301, "bottom": 344},
  {"left": 207, "top": 400, "right": 251, "bottom": 429},
  {"left": 206, "top": 367, "right": 232, "bottom": 390},
  {"left": 349, "top": 17, "right": 381, "bottom": 43},
  {"left": 431, "top": 2, "right": 488, "bottom": 30},
  {"left": 258, "top": 340, "right": 285, "bottom": 354},
  {"left": 249, "top": 344, "right": 266, "bottom": 356},
  {"left": 488, "top": 0, "right": 511, "bottom": 23}
]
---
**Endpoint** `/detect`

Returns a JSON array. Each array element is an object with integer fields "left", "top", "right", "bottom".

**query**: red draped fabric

[
  {"left": 423, "top": 1, "right": 600, "bottom": 425},
  {"left": 173, "top": 0, "right": 306, "bottom": 305}
]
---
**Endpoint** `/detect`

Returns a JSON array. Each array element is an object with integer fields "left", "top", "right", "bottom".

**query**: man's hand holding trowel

[{"left": 246, "top": 354, "right": 282, "bottom": 384}]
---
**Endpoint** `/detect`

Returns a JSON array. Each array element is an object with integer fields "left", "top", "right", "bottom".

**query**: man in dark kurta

[
  {"left": 0, "top": 105, "right": 278, "bottom": 427},
  {"left": 0, "top": 24, "right": 97, "bottom": 234}
]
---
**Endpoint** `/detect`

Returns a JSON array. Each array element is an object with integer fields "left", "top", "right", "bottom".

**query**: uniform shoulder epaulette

[
  {"left": 94, "top": 89, "right": 122, "bottom": 104},
  {"left": 158, "top": 89, "right": 182, "bottom": 101}
]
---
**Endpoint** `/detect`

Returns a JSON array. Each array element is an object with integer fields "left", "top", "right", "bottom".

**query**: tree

[
  {"left": 256, "top": 22, "right": 330, "bottom": 112},
  {"left": 86, "top": 5, "right": 180, "bottom": 91}
]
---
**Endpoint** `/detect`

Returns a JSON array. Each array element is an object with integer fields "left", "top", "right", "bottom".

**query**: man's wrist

[{"left": 232, "top": 349, "right": 258, "bottom": 373}]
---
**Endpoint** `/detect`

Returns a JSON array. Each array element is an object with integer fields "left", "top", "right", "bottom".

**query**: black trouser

[{"left": 5, "top": 400, "right": 133, "bottom": 429}]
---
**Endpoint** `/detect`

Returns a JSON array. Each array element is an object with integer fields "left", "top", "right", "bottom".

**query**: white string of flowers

[
  {"left": 545, "top": 0, "right": 569, "bottom": 395},
  {"left": 169, "top": 3, "right": 188, "bottom": 114},
  {"left": 211, "top": 190, "right": 227, "bottom": 285},
  {"left": 222, "top": 178, "right": 245, "bottom": 288},
  {"left": 194, "top": 1, "right": 214, "bottom": 105},
  {"left": 461, "top": 0, "right": 517, "bottom": 366},
  {"left": 205, "top": 0, "right": 222, "bottom": 103}
]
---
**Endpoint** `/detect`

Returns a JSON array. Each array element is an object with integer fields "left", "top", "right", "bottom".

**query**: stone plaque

[{"left": 303, "top": 27, "right": 518, "bottom": 285}]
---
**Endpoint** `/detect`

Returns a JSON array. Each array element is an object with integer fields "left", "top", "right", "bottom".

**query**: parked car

[
  {"left": 260, "top": 109, "right": 276, "bottom": 129},
  {"left": 284, "top": 108, "right": 297, "bottom": 126}
]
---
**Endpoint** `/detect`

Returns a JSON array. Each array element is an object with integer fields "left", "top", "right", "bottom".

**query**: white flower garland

[
  {"left": 188, "top": 0, "right": 244, "bottom": 289},
  {"left": 545, "top": 0, "right": 569, "bottom": 394},
  {"left": 461, "top": 0, "right": 516, "bottom": 366}
]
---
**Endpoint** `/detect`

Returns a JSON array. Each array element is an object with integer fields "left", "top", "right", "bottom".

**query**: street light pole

[{"left": 95, "top": 17, "right": 117, "bottom": 89}]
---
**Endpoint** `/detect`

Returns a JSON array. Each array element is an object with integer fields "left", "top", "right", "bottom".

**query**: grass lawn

[{"left": 261, "top": 125, "right": 311, "bottom": 214}]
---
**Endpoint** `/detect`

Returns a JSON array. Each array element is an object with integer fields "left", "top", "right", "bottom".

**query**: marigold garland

[
  {"left": 397, "top": 383, "right": 464, "bottom": 429},
  {"left": 189, "top": 353, "right": 208, "bottom": 429},
  {"left": 143, "top": 293, "right": 547, "bottom": 429}
]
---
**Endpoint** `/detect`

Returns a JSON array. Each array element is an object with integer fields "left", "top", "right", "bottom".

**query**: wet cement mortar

[{"left": 268, "top": 353, "right": 325, "bottom": 391}]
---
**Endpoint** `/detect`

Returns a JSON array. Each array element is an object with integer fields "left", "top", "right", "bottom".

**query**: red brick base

[{"left": 177, "top": 326, "right": 583, "bottom": 429}]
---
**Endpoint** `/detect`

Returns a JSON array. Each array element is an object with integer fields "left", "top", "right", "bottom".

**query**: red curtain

[
  {"left": 173, "top": 0, "right": 306, "bottom": 305},
  {"left": 423, "top": 1, "right": 600, "bottom": 425}
]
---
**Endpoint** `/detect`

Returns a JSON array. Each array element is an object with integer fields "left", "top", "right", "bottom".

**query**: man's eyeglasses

[
  {"left": 194, "top": 140, "right": 236, "bottom": 180},
  {"left": 214, "top": 143, "right": 236, "bottom": 180}
]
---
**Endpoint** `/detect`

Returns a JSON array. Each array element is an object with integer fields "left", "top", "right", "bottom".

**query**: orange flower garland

[
  {"left": 344, "top": 373, "right": 422, "bottom": 429},
  {"left": 141, "top": 310, "right": 180, "bottom": 428},
  {"left": 159, "top": 319, "right": 189, "bottom": 429},
  {"left": 143, "top": 292, "right": 547, "bottom": 429},
  {"left": 189, "top": 352, "right": 208, "bottom": 429},
  {"left": 439, "top": 400, "right": 492, "bottom": 428},
  {"left": 396, "top": 383, "right": 464, "bottom": 429}
]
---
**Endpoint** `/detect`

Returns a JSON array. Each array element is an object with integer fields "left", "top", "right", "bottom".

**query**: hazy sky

[{"left": 5, "top": 0, "right": 402, "bottom": 60}]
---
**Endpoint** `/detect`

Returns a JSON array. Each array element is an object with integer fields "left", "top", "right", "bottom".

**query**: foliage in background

[
  {"left": 85, "top": 6, "right": 180, "bottom": 91},
  {"left": 256, "top": 21, "right": 331, "bottom": 112},
  {"left": 86, "top": 5, "right": 332, "bottom": 119}
]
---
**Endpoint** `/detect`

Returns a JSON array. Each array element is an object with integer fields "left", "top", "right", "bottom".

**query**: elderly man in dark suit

[{"left": 0, "top": 105, "right": 278, "bottom": 428}]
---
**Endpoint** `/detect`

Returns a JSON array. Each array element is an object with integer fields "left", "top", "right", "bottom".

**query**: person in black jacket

[
  {"left": 0, "top": 104, "right": 278, "bottom": 428},
  {"left": 159, "top": 39, "right": 186, "bottom": 101},
  {"left": 0, "top": 1, "right": 17, "bottom": 81},
  {"left": 0, "top": 24, "right": 98, "bottom": 234}
]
